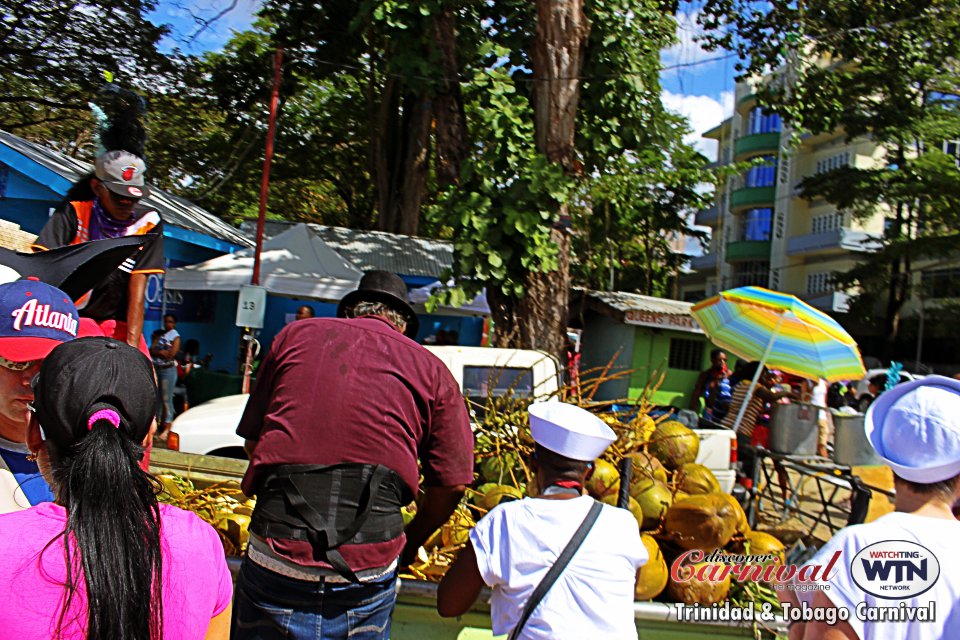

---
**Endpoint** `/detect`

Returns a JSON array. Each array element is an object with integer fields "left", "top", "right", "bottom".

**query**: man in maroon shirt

[{"left": 233, "top": 271, "right": 473, "bottom": 640}]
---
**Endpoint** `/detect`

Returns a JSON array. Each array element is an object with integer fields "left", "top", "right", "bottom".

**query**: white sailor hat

[
  {"left": 865, "top": 375, "right": 960, "bottom": 484},
  {"left": 528, "top": 402, "right": 616, "bottom": 462}
]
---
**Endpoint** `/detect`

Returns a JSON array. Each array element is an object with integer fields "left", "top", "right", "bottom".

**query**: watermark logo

[
  {"left": 851, "top": 540, "right": 939, "bottom": 600},
  {"left": 671, "top": 548, "right": 841, "bottom": 591}
]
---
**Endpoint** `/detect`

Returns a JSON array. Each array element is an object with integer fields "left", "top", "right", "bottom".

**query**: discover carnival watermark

[{"left": 670, "top": 541, "right": 940, "bottom": 625}]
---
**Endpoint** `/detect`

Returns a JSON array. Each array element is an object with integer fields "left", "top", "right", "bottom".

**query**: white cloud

[
  {"left": 661, "top": 10, "right": 717, "bottom": 71},
  {"left": 661, "top": 89, "right": 734, "bottom": 158}
]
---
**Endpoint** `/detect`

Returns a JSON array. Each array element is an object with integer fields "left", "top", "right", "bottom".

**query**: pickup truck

[{"left": 167, "top": 345, "right": 737, "bottom": 491}]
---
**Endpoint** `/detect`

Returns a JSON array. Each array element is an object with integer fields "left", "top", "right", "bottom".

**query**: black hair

[
  {"left": 163, "top": 313, "right": 177, "bottom": 323},
  {"left": 730, "top": 361, "right": 766, "bottom": 387},
  {"left": 533, "top": 443, "right": 590, "bottom": 482},
  {"left": 895, "top": 473, "right": 960, "bottom": 504},
  {"left": 62, "top": 173, "right": 97, "bottom": 203},
  {"left": 34, "top": 340, "right": 163, "bottom": 640},
  {"left": 183, "top": 339, "right": 200, "bottom": 356},
  {"left": 710, "top": 348, "right": 724, "bottom": 360},
  {"left": 44, "top": 406, "right": 163, "bottom": 640}
]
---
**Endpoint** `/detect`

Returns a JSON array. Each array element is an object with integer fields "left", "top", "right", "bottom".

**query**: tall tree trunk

[
  {"left": 882, "top": 145, "right": 910, "bottom": 358},
  {"left": 432, "top": 6, "right": 468, "bottom": 189},
  {"left": 506, "top": 0, "right": 589, "bottom": 356},
  {"left": 374, "top": 83, "right": 432, "bottom": 236}
]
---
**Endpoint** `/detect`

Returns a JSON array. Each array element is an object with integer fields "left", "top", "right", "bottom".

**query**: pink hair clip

[{"left": 87, "top": 409, "right": 121, "bottom": 431}]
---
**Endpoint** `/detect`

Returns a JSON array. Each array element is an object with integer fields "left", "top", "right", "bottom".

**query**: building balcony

[
  {"left": 731, "top": 186, "right": 776, "bottom": 210},
  {"left": 725, "top": 240, "right": 771, "bottom": 262},
  {"left": 786, "top": 228, "right": 881, "bottom": 256},
  {"left": 734, "top": 132, "right": 780, "bottom": 159},
  {"left": 802, "top": 291, "right": 851, "bottom": 313},
  {"left": 694, "top": 205, "right": 721, "bottom": 226},
  {"left": 688, "top": 253, "right": 720, "bottom": 272}
]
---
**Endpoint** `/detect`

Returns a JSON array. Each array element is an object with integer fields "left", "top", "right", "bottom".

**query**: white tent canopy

[
  {"left": 164, "top": 223, "right": 363, "bottom": 301},
  {"left": 408, "top": 280, "right": 490, "bottom": 316}
]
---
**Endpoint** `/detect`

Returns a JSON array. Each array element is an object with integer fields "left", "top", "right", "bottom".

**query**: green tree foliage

[
  {"left": 575, "top": 132, "right": 711, "bottom": 296},
  {"left": 0, "top": 0, "right": 169, "bottom": 143},
  {"left": 698, "top": 0, "right": 960, "bottom": 350}
]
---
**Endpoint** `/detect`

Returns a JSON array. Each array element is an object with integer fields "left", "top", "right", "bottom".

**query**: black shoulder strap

[{"left": 508, "top": 500, "right": 603, "bottom": 640}]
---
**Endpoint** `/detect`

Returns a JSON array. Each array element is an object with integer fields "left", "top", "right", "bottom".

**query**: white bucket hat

[
  {"left": 865, "top": 375, "right": 960, "bottom": 483},
  {"left": 528, "top": 402, "right": 616, "bottom": 461}
]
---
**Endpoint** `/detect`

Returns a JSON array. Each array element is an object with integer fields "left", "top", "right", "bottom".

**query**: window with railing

[
  {"left": 744, "top": 156, "right": 777, "bottom": 188},
  {"left": 746, "top": 108, "right": 782, "bottom": 135},
  {"left": 815, "top": 151, "right": 851, "bottom": 174},
  {"left": 806, "top": 272, "right": 834, "bottom": 294},
  {"left": 740, "top": 208, "right": 772, "bottom": 241},
  {"left": 734, "top": 261, "right": 770, "bottom": 288},
  {"left": 922, "top": 268, "right": 960, "bottom": 299},
  {"left": 811, "top": 212, "right": 844, "bottom": 234},
  {"left": 942, "top": 140, "right": 960, "bottom": 167},
  {"left": 669, "top": 338, "right": 706, "bottom": 371}
]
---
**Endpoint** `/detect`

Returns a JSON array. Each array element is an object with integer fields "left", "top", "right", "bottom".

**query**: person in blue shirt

[{"left": 0, "top": 279, "right": 83, "bottom": 512}]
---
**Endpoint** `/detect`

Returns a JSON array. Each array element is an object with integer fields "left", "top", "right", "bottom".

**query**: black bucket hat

[
  {"left": 337, "top": 270, "right": 419, "bottom": 338},
  {"left": 33, "top": 336, "right": 158, "bottom": 448}
]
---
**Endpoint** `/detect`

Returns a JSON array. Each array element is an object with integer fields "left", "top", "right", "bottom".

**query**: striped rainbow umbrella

[{"left": 691, "top": 287, "right": 865, "bottom": 432}]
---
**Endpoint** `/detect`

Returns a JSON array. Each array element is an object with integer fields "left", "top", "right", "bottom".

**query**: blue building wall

[{"left": 2, "top": 155, "right": 485, "bottom": 377}]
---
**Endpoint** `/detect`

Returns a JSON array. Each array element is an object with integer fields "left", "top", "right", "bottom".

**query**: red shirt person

[{"left": 234, "top": 270, "right": 473, "bottom": 640}]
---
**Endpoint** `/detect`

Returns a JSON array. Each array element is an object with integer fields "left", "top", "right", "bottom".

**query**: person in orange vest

[{"left": 31, "top": 150, "right": 164, "bottom": 356}]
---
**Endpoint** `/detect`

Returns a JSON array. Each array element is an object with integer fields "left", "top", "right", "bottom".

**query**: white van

[
  {"left": 168, "top": 346, "right": 735, "bottom": 491},
  {"left": 168, "top": 347, "right": 560, "bottom": 459}
]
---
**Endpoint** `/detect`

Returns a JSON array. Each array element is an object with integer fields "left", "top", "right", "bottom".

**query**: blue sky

[{"left": 148, "top": 2, "right": 733, "bottom": 157}]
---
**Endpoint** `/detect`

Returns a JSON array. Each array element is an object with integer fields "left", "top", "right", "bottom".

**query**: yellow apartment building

[{"left": 680, "top": 78, "right": 886, "bottom": 314}]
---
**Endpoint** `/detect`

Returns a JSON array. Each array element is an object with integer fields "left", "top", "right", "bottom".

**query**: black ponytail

[{"left": 48, "top": 411, "right": 163, "bottom": 640}]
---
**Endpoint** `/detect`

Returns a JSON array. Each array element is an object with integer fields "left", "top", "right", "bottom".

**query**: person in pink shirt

[{"left": 0, "top": 336, "right": 232, "bottom": 639}]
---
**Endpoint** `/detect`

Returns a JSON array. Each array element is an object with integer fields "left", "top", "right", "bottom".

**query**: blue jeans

[
  {"left": 155, "top": 364, "right": 178, "bottom": 425},
  {"left": 231, "top": 558, "right": 398, "bottom": 640}
]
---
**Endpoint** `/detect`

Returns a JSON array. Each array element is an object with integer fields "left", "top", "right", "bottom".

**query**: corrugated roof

[
  {"left": 585, "top": 290, "right": 695, "bottom": 315},
  {"left": 0, "top": 130, "right": 252, "bottom": 248},
  {"left": 242, "top": 220, "right": 453, "bottom": 278}
]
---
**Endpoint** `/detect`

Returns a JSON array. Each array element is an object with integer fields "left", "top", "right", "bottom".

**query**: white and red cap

[
  {"left": 528, "top": 401, "right": 616, "bottom": 461},
  {"left": 94, "top": 150, "right": 150, "bottom": 199},
  {"left": 0, "top": 279, "right": 81, "bottom": 362}
]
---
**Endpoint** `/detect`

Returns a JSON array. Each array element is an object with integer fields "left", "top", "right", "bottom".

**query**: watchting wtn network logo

[{"left": 851, "top": 541, "right": 940, "bottom": 599}]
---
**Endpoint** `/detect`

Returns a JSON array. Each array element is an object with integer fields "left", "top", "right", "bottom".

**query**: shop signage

[{"left": 624, "top": 309, "right": 703, "bottom": 334}]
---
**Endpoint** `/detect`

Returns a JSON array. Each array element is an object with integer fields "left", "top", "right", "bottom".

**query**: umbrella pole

[{"left": 730, "top": 314, "right": 786, "bottom": 435}]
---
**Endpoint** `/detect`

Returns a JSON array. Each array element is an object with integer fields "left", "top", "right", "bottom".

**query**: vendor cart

[{"left": 150, "top": 449, "right": 788, "bottom": 639}]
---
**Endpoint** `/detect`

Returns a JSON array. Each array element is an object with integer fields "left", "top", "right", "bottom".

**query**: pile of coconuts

[
  {"left": 583, "top": 420, "right": 786, "bottom": 605},
  {"left": 420, "top": 414, "right": 785, "bottom": 608}
]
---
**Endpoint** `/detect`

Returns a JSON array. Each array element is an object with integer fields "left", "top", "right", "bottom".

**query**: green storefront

[{"left": 574, "top": 290, "right": 713, "bottom": 408}]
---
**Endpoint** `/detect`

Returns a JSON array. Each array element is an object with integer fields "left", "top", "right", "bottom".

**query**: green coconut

[
  {"left": 648, "top": 420, "right": 700, "bottom": 470},
  {"left": 626, "top": 451, "right": 669, "bottom": 486},
  {"left": 635, "top": 534, "right": 669, "bottom": 600},
  {"left": 601, "top": 494, "right": 644, "bottom": 530},
  {"left": 585, "top": 459, "right": 620, "bottom": 499},
  {"left": 664, "top": 493, "right": 739, "bottom": 551},
  {"left": 479, "top": 484, "right": 524, "bottom": 511},
  {"left": 666, "top": 561, "right": 732, "bottom": 605},
  {"left": 631, "top": 476, "right": 673, "bottom": 530},
  {"left": 675, "top": 463, "right": 721, "bottom": 495}
]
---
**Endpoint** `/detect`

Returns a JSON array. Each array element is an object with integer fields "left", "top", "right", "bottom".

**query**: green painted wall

[{"left": 627, "top": 328, "right": 713, "bottom": 408}]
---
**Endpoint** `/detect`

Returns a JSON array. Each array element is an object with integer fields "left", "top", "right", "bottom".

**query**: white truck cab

[{"left": 168, "top": 345, "right": 735, "bottom": 491}]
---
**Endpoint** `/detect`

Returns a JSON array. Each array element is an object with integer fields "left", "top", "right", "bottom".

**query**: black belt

[
  {"left": 154, "top": 362, "right": 176, "bottom": 369},
  {"left": 249, "top": 463, "right": 410, "bottom": 583}
]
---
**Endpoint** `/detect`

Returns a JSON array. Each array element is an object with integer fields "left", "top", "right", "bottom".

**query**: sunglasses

[{"left": 0, "top": 356, "right": 39, "bottom": 372}]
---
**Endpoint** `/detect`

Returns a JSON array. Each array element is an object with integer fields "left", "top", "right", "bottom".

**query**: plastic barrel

[{"left": 832, "top": 413, "right": 883, "bottom": 466}]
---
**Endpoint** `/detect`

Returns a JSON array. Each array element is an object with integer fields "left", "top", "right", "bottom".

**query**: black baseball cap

[{"left": 33, "top": 337, "right": 157, "bottom": 448}]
